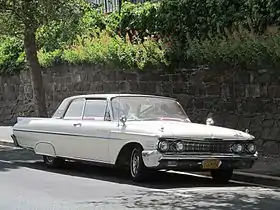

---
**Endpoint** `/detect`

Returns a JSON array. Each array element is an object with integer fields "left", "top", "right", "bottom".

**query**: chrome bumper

[
  {"left": 11, "top": 134, "right": 21, "bottom": 147},
  {"left": 142, "top": 150, "right": 258, "bottom": 169}
]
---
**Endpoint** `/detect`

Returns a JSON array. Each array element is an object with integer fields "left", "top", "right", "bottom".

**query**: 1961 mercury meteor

[{"left": 11, "top": 94, "right": 258, "bottom": 183}]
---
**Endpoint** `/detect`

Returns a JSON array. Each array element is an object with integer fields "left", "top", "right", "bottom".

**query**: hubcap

[{"left": 131, "top": 149, "right": 140, "bottom": 177}]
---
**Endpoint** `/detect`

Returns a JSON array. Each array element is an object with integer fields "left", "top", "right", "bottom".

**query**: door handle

[{"left": 73, "top": 123, "right": 82, "bottom": 127}]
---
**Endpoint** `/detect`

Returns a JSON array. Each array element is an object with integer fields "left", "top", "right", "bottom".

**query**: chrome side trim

[{"left": 13, "top": 128, "right": 122, "bottom": 141}]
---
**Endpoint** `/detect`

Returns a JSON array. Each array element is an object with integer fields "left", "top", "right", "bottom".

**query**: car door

[
  {"left": 52, "top": 97, "right": 112, "bottom": 163},
  {"left": 49, "top": 98, "right": 86, "bottom": 159},
  {"left": 77, "top": 98, "right": 113, "bottom": 162}
]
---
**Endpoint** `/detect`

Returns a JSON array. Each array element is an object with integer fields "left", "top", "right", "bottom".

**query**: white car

[{"left": 11, "top": 94, "right": 258, "bottom": 183}]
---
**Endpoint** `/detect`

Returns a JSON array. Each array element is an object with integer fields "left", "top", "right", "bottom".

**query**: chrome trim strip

[
  {"left": 159, "top": 137, "right": 254, "bottom": 142},
  {"left": 160, "top": 155, "right": 258, "bottom": 160},
  {"left": 13, "top": 128, "right": 122, "bottom": 140}
]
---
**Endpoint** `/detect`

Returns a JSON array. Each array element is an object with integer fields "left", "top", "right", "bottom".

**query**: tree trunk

[{"left": 24, "top": 29, "right": 48, "bottom": 117}]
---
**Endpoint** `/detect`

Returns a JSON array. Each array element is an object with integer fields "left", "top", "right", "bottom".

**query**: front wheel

[
  {"left": 129, "top": 147, "right": 149, "bottom": 182},
  {"left": 43, "top": 155, "right": 65, "bottom": 168},
  {"left": 211, "top": 169, "right": 233, "bottom": 184}
]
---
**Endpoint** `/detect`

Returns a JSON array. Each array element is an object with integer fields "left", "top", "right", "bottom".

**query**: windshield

[{"left": 111, "top": 96, "right": 190, "bottom": 122}]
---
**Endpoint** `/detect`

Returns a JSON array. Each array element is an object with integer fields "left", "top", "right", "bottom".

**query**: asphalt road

[{"left": 1, "top": 145, "right": 280, "bottom": 210}]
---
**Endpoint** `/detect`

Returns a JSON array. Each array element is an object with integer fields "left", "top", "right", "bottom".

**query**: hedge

[{"left": 2, "top": 0, "right": 280, "bottom": 75}]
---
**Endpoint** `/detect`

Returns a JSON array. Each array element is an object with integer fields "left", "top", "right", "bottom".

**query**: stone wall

[{"left": 0, "top": 64, "right": 279, "bottom": 154}]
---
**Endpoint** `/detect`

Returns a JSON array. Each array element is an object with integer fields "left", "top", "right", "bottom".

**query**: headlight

[
  {"left": 158, "top": 141, "right": 169, "bottom": 152},
  {"left": 246, "top": 143, "right": 256, "bottom": 153},
  {"left": 231, "top": 143, "right": 244, "bottom": 153},
  {"left": 176, "top": 141, "right": 184, "bottom": 151}
]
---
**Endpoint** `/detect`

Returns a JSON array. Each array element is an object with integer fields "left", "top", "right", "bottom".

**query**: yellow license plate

[{"left": 202, "top": 159, "right": 221, "bottom": 169}]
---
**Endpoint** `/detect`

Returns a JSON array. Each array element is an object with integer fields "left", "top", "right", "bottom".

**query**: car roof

[
  {"left": 52, "top": 94, "right": 178, "bottom": 119},
  {"left": 66, "top": 93, "right": 176, "bottom": 101}
]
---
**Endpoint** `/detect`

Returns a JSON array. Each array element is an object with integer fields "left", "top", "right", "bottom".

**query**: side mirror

[
  {"left": 120, "top": 115, "right": 127, "bottom": 126},
  {"left": 206, "top": 113, "right": 214, "bottom": 126}
]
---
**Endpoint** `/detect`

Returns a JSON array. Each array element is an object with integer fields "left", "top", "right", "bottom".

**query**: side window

[
  {"left": 83, "top": 99, "right": 109, "bottom": 120},
  {"left": 64, "top": 98, "right": 85, "bottom": 119}
]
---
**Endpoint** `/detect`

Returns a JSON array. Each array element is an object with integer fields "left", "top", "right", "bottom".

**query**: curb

[{"left": 233, "top": 171, "right": 280, "bottom": 188}]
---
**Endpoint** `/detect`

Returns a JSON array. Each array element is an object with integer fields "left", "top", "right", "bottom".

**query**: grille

[{"left": 165, "top": 139, "right": 233, "bottom": 153}]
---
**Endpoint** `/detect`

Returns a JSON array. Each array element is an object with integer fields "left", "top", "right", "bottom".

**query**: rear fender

[{"left": 34, "top": 142, "right": 57, "bottom": 157}]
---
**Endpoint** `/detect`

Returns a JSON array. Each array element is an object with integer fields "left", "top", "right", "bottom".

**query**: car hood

[{"left": 123, "top": 120, "right": 254, "bottom": 141}]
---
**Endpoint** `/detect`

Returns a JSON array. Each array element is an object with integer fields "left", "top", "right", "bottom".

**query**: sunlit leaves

[{"left": 0, "top": 0, "right": 85, "bottom": 35}]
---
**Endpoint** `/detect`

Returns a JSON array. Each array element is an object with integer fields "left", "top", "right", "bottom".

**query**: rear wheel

[
  {"left": 129, "top": 147, "right": 149, "bottom": 182},
  {"left": 211, "top": 169, "right": 233, "bottom": 184},
  {"left": 43, "top": 155, "right": 65, "bottom": 168}
]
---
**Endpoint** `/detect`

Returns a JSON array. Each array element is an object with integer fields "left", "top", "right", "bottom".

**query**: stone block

[
  {"left": 263, "top": 141, "right": 280, "bottom": 154},
  {"left": 129, "top": 81, "right": 140, "bottom": 93},
  {"left": 237, "top": 117, "right": 251, "bottom": 129},
  {"left": 232, "top": 84, "right": 245, "bottom": 97},
  {"left": 186, "top": 85, "right": 198, "bottom": 95},
  {"left": 256, "top": 71, "right": 270, "bottom": 84},
  {"left": 172, "top": 82, "right": 187, "bottom": 94},
  {"left": 193, "top": 98, "right": 204, "bottom": 109},
  {"left": 250, "top": 115, "right": 264, "bottom": 129},
  {"left": 268, "top": 86, "right": 280, "bottom": 98},
  {"left": 159, "top": 74, "right": 170, "bottom": 82},
  {"left": 139, "top": 73, "right": 162, "bottom": 81},
  {"left": 137, "top": 82, "right": 156, "bottom": 94},
  {"left": 262, "top": 119, "right": 275, "bottom": 127},
  {"left": 162, "top": 82, "right": 173, "bottom": 94},
  {"left": 206, "top": 84, "right": 221, "bottom": 96},
  {"left": 245, "top": 84, "right": 260, "bottom": 98},
  {"left": 260, "top": 84, "right": 268, "bottom": 97},
  {"left": 269, "top": 128, "right": 280, "bottom": 141},
  {"left": 123, "top": 72, "right": 138, "bottom": 81},
  {"left": 254, "top": 138, "right": 264, "bottom": 147},
  {"left": 235, "top": 71, "right": 251, "bottom": 84},
  {"left": 224, "top": 114, "right": 239, "bottom": 128},
  {"left": 261, "top": 128, "right": 272, "bottom": 140}
]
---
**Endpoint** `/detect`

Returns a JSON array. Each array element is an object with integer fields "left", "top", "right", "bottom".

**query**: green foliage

[
  {"left": 0, "top": 36, "right": 25, "bottom": 75},
  {"left": 43, "top": 30, "right": 168, "bottom": 70},
  {"left": 118, "top": 1, "right": 160, "bottom": 39},
  {"left": 36, "top": 2, "right": 119, "bottom": 52},
  {"left": 3, "top": 0, "right": 280, "bottom": 75},
  {"left": 36, "top": 21, "right": 81, "bottom": 52},
  {"left": 118, "top": 0, "right": 280, "bottom": 46},
  {"left": 0, "top": 0, "right": 86, "bottom": 35},
  {"left": 185, "top": 27, "right": 280, "bottom": 70},
  {"left": 38, "top": 48, "right": 62, "bottom": 67}
]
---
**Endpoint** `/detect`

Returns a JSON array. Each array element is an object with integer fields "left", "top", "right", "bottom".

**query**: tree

[{"left": 0, "top": 0, "right": 85, "bottom": 117}]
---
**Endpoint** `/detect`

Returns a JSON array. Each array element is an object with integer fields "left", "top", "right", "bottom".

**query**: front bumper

[
  {"left": 142, "top": 150, "right": 258, "bottom": 171},
  {"left": 11, "top": 134, "right": 21, "bottom": 147}
]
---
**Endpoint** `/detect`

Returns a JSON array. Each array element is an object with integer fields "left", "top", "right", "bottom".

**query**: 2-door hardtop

[{"left": 12, "top": 94, "right": 258, "bottom": 183}]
